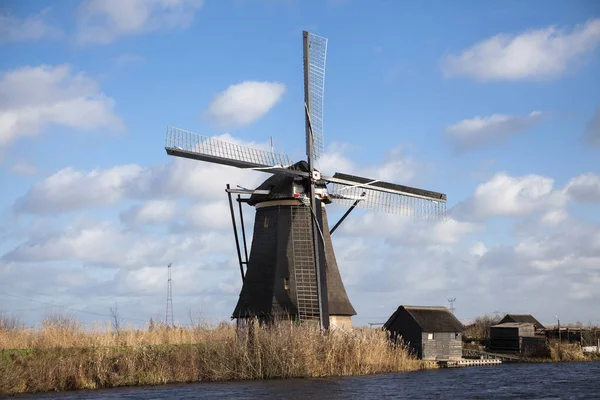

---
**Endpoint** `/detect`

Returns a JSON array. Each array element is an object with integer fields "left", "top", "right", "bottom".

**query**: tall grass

[
  {"left": 0, "top": 317, "right": 430, "bottom": 395},
  {"left": 548, "top": 340, "right": 599, "bottom": 362}
]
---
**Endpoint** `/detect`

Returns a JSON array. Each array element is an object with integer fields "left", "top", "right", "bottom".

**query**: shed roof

[
  {"left": 491, "top": 322, "right": 534, "bottom": 329},
  {"left": 384, "top": 305, "right": 464, "bottom": 333},
  {"left": 499, "top": 314, "right": 545, "bottom": 330}
]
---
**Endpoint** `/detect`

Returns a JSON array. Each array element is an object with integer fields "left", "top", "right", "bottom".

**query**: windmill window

[
  {"left": 284, "top": 278, "right": 290, "bottom": 291},
  {"left": 264, "top": 216, "right": 269, "bottom": 227},
  {"left": 427, "top": 333, "right": 434, "bottom": 340}
]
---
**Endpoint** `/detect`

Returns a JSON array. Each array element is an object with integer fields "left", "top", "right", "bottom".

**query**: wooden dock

[
  {"left": 438, "top": 358, "right": 503, "bottom": 368},
  {"left": 463, "top": 348, "right": 522, "bottom": 362}
]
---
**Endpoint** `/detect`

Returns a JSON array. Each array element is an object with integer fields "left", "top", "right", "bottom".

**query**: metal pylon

[{"left": 166, "top": 263, "right": 174, "bottom": 327}]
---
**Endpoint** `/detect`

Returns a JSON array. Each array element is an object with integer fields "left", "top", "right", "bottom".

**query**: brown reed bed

[
  {"left": 547, "top": 340, "right": 600, "bottom": 362},
  {"left": 0, "top": 317, "right": 431, "bottom": 395}
]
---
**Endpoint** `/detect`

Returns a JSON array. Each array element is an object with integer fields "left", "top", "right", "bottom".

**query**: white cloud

[
  {"left": 339, "top": 212, "right": 480, "bottom": 246},
  {"left": 512, "top": 220, "right": 600, "bottom": 272},
  {"left": 9, "top": 160, "right": 37, "bottom": 176},
  {"left": 445, "top": 111, "right": 543, "bottom": 150},
  {"left": 120, "top": 200, "right": 177, "bottom": 226},
  {"left": 470, "top": 241, "right": 488, "bottom": 257},
  {"left": 204, "top": 81, "right": 286, "bottom": 128},
  {"left": 76, "top": 0, "right": 204, "bottom": 45},
  {"left": 442, "top": 18, "right": 600, "bottom": 81},
  {"left": 15, "top": 165, "right": 143, "bottom": 214},
  {"left": 184, "top": 201, "right": 232, "bottom": 231},
  {"left": 0, "top": 9, "right": 63, "bottom": 43},
  {"left": 0, "top": 64, "right": 124, "bottom": 154},
  {"left": 452, "top": 173, "right": 567, "bottom": 220},
  {"left": 540, "top": 209, "right": 568, "bottom": 225},
  {"left": 365, "top": 147, "right": 419, "bottom": 182},
  {"left": 584, "top": 106, "right": 600, "bottom": 147},
  {"left": 318, "top": 143, "right": 419, "bottom": 183},
  {"left": 2, "top": 218, "right": 232, "bottom": 270},
  {"left": 14, "top": 145, "right": 270, "bottom": 215},
  {"left": 565, "top": 173, "right": 600, "bottom": 203}
]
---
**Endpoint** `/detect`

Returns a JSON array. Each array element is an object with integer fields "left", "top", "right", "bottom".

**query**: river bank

[
  {"left": 9, "top": 359, "right": 600, "bottom": 400},
  {"left": 0, "top": 320, "right": 430, "bottom": 395}
]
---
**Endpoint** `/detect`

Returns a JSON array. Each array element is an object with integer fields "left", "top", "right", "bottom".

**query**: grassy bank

[
  {"left": 0, "top": 319, "right": 430, "bottom": 395},
  {"left": 547, "top": 341, "right": 600, "bottom": 362}
]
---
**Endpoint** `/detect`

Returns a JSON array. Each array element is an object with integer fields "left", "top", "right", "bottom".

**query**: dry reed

[
  {"left": 0, "top": 318, "right": 430, "bottom": 395},
  {"left": 548, "top": 341, "right": 595, "bottom": 362}
]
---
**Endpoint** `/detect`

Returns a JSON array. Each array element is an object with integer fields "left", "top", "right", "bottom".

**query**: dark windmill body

[
  {"left": 164, "top": 31, "right": 447, "bottom": 330},
  {"left": 231, "top": 161, "right": 356, "bottom": 329}
]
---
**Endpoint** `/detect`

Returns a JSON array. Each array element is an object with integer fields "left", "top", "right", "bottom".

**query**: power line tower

[
  {"left": 447, "top": 297, "right": 456, "bottom": 314},
  {"left": 165, "top": 262, "right": 174, "bottom": 327}
]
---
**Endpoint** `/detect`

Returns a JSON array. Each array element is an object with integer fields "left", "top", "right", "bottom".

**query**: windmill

[{"left": 164, "top": 31, "right": 447, "bottom": 330}]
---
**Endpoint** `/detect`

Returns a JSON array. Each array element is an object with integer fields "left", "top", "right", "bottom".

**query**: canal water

[{"left": 15, "top": 362, "right": 600, "bottom": 399}]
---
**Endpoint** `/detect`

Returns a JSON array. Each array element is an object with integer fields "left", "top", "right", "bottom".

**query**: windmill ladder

[{"left": 291, "top": 205, "right": 321, "bottom": 323}]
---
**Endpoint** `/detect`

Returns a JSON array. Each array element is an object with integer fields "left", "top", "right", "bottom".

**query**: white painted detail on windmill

[
  {"left": 299, "top": 194, "right": 311, "bottom": 207},
  {"left": 314, "top": 186, "right": 329, "bottom": 199},
  {"left": 312, "top": 170, "right": 321, "bottom": 181}
]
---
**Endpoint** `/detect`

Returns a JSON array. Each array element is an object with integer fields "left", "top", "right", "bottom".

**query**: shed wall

[
  {"left": 490, "top": 324, "right": 536, "bottom": 352},
  {"left": 421, "top": 332, "right": 462, "bottom": 361},
  {"left": 385, "top": 308, "right": 423, "bottom": 358},
  {"left": 489, "top": 326, "right": 520, "bottom": 351}
]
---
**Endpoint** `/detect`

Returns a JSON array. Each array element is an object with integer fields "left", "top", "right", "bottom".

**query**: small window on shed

[
  {"left": 427, "top": 333, "right": 434, "bottom": 340},
  {"left": 455, "top": 332, "right": 460, "bottom": 339}
]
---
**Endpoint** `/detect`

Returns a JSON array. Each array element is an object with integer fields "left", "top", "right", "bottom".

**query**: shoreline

[
  {"left": 4, "top": 346, "right": 599, "bottom": 396},
  {"left": 3, "top": 346, "right": 599, "bottom": 396},
  {"left": 1, "top": 345, "right": 434, "bottom": 396},
  {"left": 3, "top": 321, "right": 599, "bottom": 396},
  {"left": 0, "top": 322, "right": 431, "bottom": 396},
  {"left": 1, "top": 344, "right": 434, "bottom": 396}
]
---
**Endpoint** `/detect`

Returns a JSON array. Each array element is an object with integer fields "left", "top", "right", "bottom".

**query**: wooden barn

[
  {"left": 384, "top": 305, "right": 464, "bottom": 361},
  {"left": 489, "top": 322, "right": 546, "bottom": 356},
  {"left": 498, "top": 314, "right": 545, "bottom": 331}
]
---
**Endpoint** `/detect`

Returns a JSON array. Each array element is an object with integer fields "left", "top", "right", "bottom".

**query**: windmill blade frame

[
  {"left": 165, "top": 126, "right": 307, "bottom": 177},
  {"left": 324, "top": 172, "right": 447, "bottom": 220},
  {"left": 303, "top": 30, "right": 329, "bottom": 330},
  {"left": 303, "top": 31, "right": 327, "bottom": 162}
]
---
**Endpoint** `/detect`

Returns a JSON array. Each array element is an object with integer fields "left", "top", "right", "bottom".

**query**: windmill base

[
  {"left": 233, "top": 315, "right": 353, "bottom": 331},
  {"left": 329, "top": 315, "right": 353, "bottom": 331}
]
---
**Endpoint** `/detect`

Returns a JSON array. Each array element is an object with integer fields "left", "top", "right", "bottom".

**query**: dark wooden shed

[
  {"left": 489, "top": 322, "right": 539, "bottom": 353},
  {"left": 498, "top": 314, "right": 545, "bottom": 330},
  {"left": 384, "top": 305, "right": 464, "bottom": 361}
]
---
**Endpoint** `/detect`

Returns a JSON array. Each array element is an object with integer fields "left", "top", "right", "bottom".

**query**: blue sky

[{"left": 1, "top": 0, "right": 599, "bottom": 328}]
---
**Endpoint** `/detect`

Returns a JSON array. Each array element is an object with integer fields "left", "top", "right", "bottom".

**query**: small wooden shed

[
  {"left": 489, "top": 322, "right": 539, "bottom": 353},
  {"left": 383, "top": 305, "right": 464, "bottom": 361},
  {"left": 498, "top": 314, "right": 545, "bottom": 330}
]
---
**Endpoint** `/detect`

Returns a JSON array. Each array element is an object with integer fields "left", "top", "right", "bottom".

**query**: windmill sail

[
  {"left": 165, "top": 126, "right": 296, "bottom": 173},
  {"left": 324, "top": 172, "right": 447, "bottom": 220},
  {"left": 303, "top": 31, "right": 327, "bottom": 162}
]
